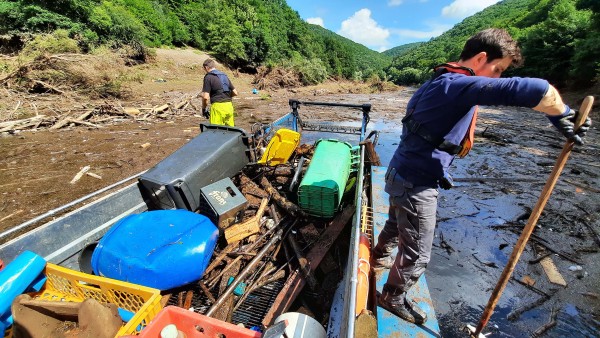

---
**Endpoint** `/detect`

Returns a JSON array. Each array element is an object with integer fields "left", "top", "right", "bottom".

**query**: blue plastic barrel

[{"left": 91, "top": 210, "right": 219, "bottom": 290}]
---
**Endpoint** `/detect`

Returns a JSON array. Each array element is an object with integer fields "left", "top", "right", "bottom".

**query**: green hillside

[
  {"left": 382, "top": 42, "right": 423, "bottom": 58},
  {"left": 387, "top": 0, "right": 599, "bottom": 88},
  {"left": 0, "top": 0, "right": 389, "bottom": 83},
  {"left": 0, "top": 0, "right": 598, "bottom": 88}
]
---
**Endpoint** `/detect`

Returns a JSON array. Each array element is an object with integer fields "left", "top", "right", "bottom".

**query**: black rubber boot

[{"left": 378, "top": 286, "right": 427, "bottom": 324}]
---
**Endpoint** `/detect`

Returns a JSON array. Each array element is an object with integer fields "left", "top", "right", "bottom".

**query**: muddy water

[{"left": 298, "top": 92, "right": 599, "bottom": 337}]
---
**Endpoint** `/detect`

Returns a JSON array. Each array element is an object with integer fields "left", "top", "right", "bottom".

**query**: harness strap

[{"left": 402, "top": 62, "right": 478, "bottom": 157}]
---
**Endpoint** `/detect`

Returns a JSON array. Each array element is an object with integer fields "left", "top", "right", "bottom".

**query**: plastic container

[
  {"left": 138, "top": 124, "right": 251, "bottom": 211},
  {"left": 258, "top": 128, "right": 301, "bottom": 166},
  {"left": 138, "top": 306, "right": 261, "bottom": 338},
  {"left": 198, "top": 177, "right": 248, "bottom": 229},
  {"left": 274, "top": 312, "right": 326, "bottom": 338},
  {"left": 297, "top": 139, "right": 352, "bottom": 218},
  {"left": 92, "top": 210, "right": 218, "bottom": 290},
  {"left": 28, "top": 263, "right": 161, "bottom": 336},
  {"left": 0, "top": 251, "right": 46, "bottom": 333}
]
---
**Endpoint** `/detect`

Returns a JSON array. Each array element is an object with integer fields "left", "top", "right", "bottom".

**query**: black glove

[
  {"left": 547, "top": 106, "right": 592, "bottom": 145},
  {"left": 202, "top": 107, "right": 210, "bottom": 119},
  {"left": 439, "top": 172, "right": 454, "bottom": 190}
]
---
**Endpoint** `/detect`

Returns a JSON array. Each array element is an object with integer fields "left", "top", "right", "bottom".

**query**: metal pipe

[
  {"left": 0, "top": 170, "right": 147, "bottom": 240},
  {"left": 288, "top": 156, "right": 305, "bottom": 192},
  {"left": 345, "top": 142, "right": 366, "bottom": 338},
  {"left": 205, "top": 228, "right": 283, "bottom": 317}
]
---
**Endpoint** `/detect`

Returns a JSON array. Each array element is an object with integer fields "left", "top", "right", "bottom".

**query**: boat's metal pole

[
  {"left": 0, "top": 170, "right": 146, "bottom": 240},
  {"left": 346, "top": 143, "right": 366, "bottom": 338},
  {"left": 205, "top": 228, "right": 283, "bottom": 317}
]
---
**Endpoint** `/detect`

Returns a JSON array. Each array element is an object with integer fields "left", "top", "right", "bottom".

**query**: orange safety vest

[{"left": 433, "top": 63, "right": 478, "bottom": 158}]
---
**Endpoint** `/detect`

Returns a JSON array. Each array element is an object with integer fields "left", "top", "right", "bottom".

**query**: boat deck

[{"left": 371, "top": 166, "right": 441, "bottom": 337}]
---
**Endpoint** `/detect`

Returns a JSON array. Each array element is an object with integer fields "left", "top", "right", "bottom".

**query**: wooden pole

[{"left": 472, "top": 96, "right": 594, "bottom": 336}]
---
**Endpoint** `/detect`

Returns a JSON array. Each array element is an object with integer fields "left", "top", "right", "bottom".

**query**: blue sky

[{"left": 286, "top": 0, "right": 501, "bottom": 52}]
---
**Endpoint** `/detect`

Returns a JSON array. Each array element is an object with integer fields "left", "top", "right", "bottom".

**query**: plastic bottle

[{"left": 160, "top": 324, "right": 186, "bottom": 338}]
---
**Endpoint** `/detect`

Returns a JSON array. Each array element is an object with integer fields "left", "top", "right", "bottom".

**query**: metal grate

[
  {"left": 166, "top": 280, "right": 284, "bottom": 329},
  {"left": 301, "top": 121, "right": 362, "bottom": 135},
  {"left": 232, "top": 280, "right": 284, "bottom": 328}
]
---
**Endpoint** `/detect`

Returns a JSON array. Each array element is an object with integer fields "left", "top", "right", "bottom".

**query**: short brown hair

[
  {"left": 459, "top": 28, "right": 523, "bottom": 67},
  {"left": 203, "top": 58, "right": 217, "bottom": 69}
]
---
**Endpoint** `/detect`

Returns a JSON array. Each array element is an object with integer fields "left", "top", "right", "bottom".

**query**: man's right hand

[
  {"left": 547, "top": 106, "right": 592, "bottom": 145},
  {"left": 202, "top": 108, "right": 210, "bottom": 119}
]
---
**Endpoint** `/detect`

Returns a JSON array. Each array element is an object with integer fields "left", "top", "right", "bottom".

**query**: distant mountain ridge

[{"left": 386, "top": 0, "right": 599, "bottom": 87}]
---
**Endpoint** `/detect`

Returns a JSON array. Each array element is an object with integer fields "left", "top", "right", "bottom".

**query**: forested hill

[
  {"left": 0, "top": 0, "right": 598, "bottom": 89},
  {"left": 388, "top": 0, "right": 600, "bottom": 88},
  {"left": 382, "top": 42, "right": 423, "bottom": 58},
  {"left": 0, "top": 0, "right": 390, "bottom": 83}
]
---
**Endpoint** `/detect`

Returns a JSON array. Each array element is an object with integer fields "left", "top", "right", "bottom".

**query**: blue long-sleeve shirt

[{"left": 389, "top": 73, "right": 549, "bottom": 187}]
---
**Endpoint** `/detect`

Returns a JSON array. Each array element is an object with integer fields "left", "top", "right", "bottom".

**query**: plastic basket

[
  {"left": 298, "top": 139, "right": 352, "bottom": 218},
  {"left": 29, "top": 263, "right": 162, "bottom": 337},
  {"left": 138, "top": 306, "right": 262, "bottom": 337}
]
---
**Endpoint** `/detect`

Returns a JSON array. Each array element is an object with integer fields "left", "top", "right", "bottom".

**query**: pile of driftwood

[
  {"left": 0, "top": 96, "right": 201, "bottom": 133},
  {"left": 253, "top": 66, "right": 303, "bottom": 91},
  {"left": 0, "top": 53, "right": 204, "bottom": 133},
  {"left": 161, "top": 146, "right": 355, "bottom": 328}
]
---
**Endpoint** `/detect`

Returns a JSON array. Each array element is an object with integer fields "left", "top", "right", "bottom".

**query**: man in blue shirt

[{"left": 373, "top": 28, "right": 591, "bottom": 324}]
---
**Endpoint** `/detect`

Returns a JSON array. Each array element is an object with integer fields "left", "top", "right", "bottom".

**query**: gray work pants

[{"left": 374, "top": 167, "right": 438, "bottom": 294}]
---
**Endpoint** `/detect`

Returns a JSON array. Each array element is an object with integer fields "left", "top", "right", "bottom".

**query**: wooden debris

[
  {"left": 239, "top": 173, "right": 269, "bottom": 198},
  {"left": 539, "top": 256, "right": 567, "bottom": 286},
  {"left": 224, "top": 198, "right": 268, "bottom": 243},
  {"left": 362, "top": 139, "right": 381, "bottom": 166},
  {"left": 199, "top": 282, "right": 216, "bottom": 304},
  {"left": 0, "top": 209, "right": 23, "bottom": 223},
  {"left": 531, "top": 306, "right": 558, "bottom": 337},
  {"left": 287, "top": 235, "right": 317, "bottom": 289},
  {"left": 183, "top": 291, "right": 194, "bottom": 310},
  {"left": 141, "top": 143, "right": 151, "bottom": 148},
  {"left": 260, "top": 176, "right": 307, "bottom": 218},
  {"left": 70, "top": 166, "right": 90, "bottom": 184},
  {"left": 204, "top": 242, "right": 240, "bottom": 277},
  {"left": 521, "top": 275, "right": 535, "bottom": 286},
  {"left": 86, "top": 172, "right": 102, "bottom": 180},
  {"left": 160, "top": 294, "right": 172, "bottom": 308},
  {"left": 0, "top": 115, "right": 47, "bottom": 132},
  {"left": 262, "top": 206, "right": 354, "bottom": 326},
  {"left": 30, "top": 80, "right": 63, "bottom": 94},
  {"left": 153, "top": 104, "right": 170, "bottom": 113},
  {"left": 507, "top": 292, "right": 553, "bottom": 321},
  {"left": 123, "top": 107, "right": 141, "bottom": 116}
]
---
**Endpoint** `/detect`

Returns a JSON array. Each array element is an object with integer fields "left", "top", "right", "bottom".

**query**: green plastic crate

[{"left": 298, "top": 139, "right": 352, "bottom": 218}]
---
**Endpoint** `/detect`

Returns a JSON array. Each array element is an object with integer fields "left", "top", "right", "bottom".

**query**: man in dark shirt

[
  {"left": 372, "top": 28, "right": 591, "bottom": 324},
  {"left": 201, "top": 58, "right": 238, "bottom": 126}
]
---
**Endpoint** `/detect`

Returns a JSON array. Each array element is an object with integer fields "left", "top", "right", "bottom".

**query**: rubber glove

[{"left": 546, "top": 105, "right": 592, "bottom": 145}]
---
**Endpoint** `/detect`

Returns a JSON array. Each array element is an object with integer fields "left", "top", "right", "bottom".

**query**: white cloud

[
  {"left": 306, "top": 17, "right": 324, "bottom": 27},
  {"left": 388, "top": 0, "right": 403, "bottom": 6},
  {"left": 442, "top": 0, "right": 500, "bottom": 19},
  {"left": 390, "top": 21, "right": 452, "bottom": 40},
  {"left": 338, "top": 8, "right": 390, "bottom": 49}
]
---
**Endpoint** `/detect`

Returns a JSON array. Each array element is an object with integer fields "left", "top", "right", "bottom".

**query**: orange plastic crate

[{"left": 137, "top": 306, "right": 262, "bottom": 338}]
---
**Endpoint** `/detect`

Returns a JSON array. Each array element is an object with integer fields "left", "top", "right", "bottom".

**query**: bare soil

[
  {"left": 1, "top": 48, "right": 599, "bottom": 337},
  {"left": 0, "top": 48, "right": 382, "bottom": 233}
]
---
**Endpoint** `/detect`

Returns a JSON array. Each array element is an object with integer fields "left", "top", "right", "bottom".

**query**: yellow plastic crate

[{"left": 28, "top": 263, "right": 162, "bottom": 337}]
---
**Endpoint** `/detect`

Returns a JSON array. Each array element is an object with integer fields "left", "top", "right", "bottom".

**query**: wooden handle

[
  {"left": 473, "top": 95, "right": 594, "bottom": 336},
  {"left": 574, "top": 96, "right": 593, "bottom": 130}
]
